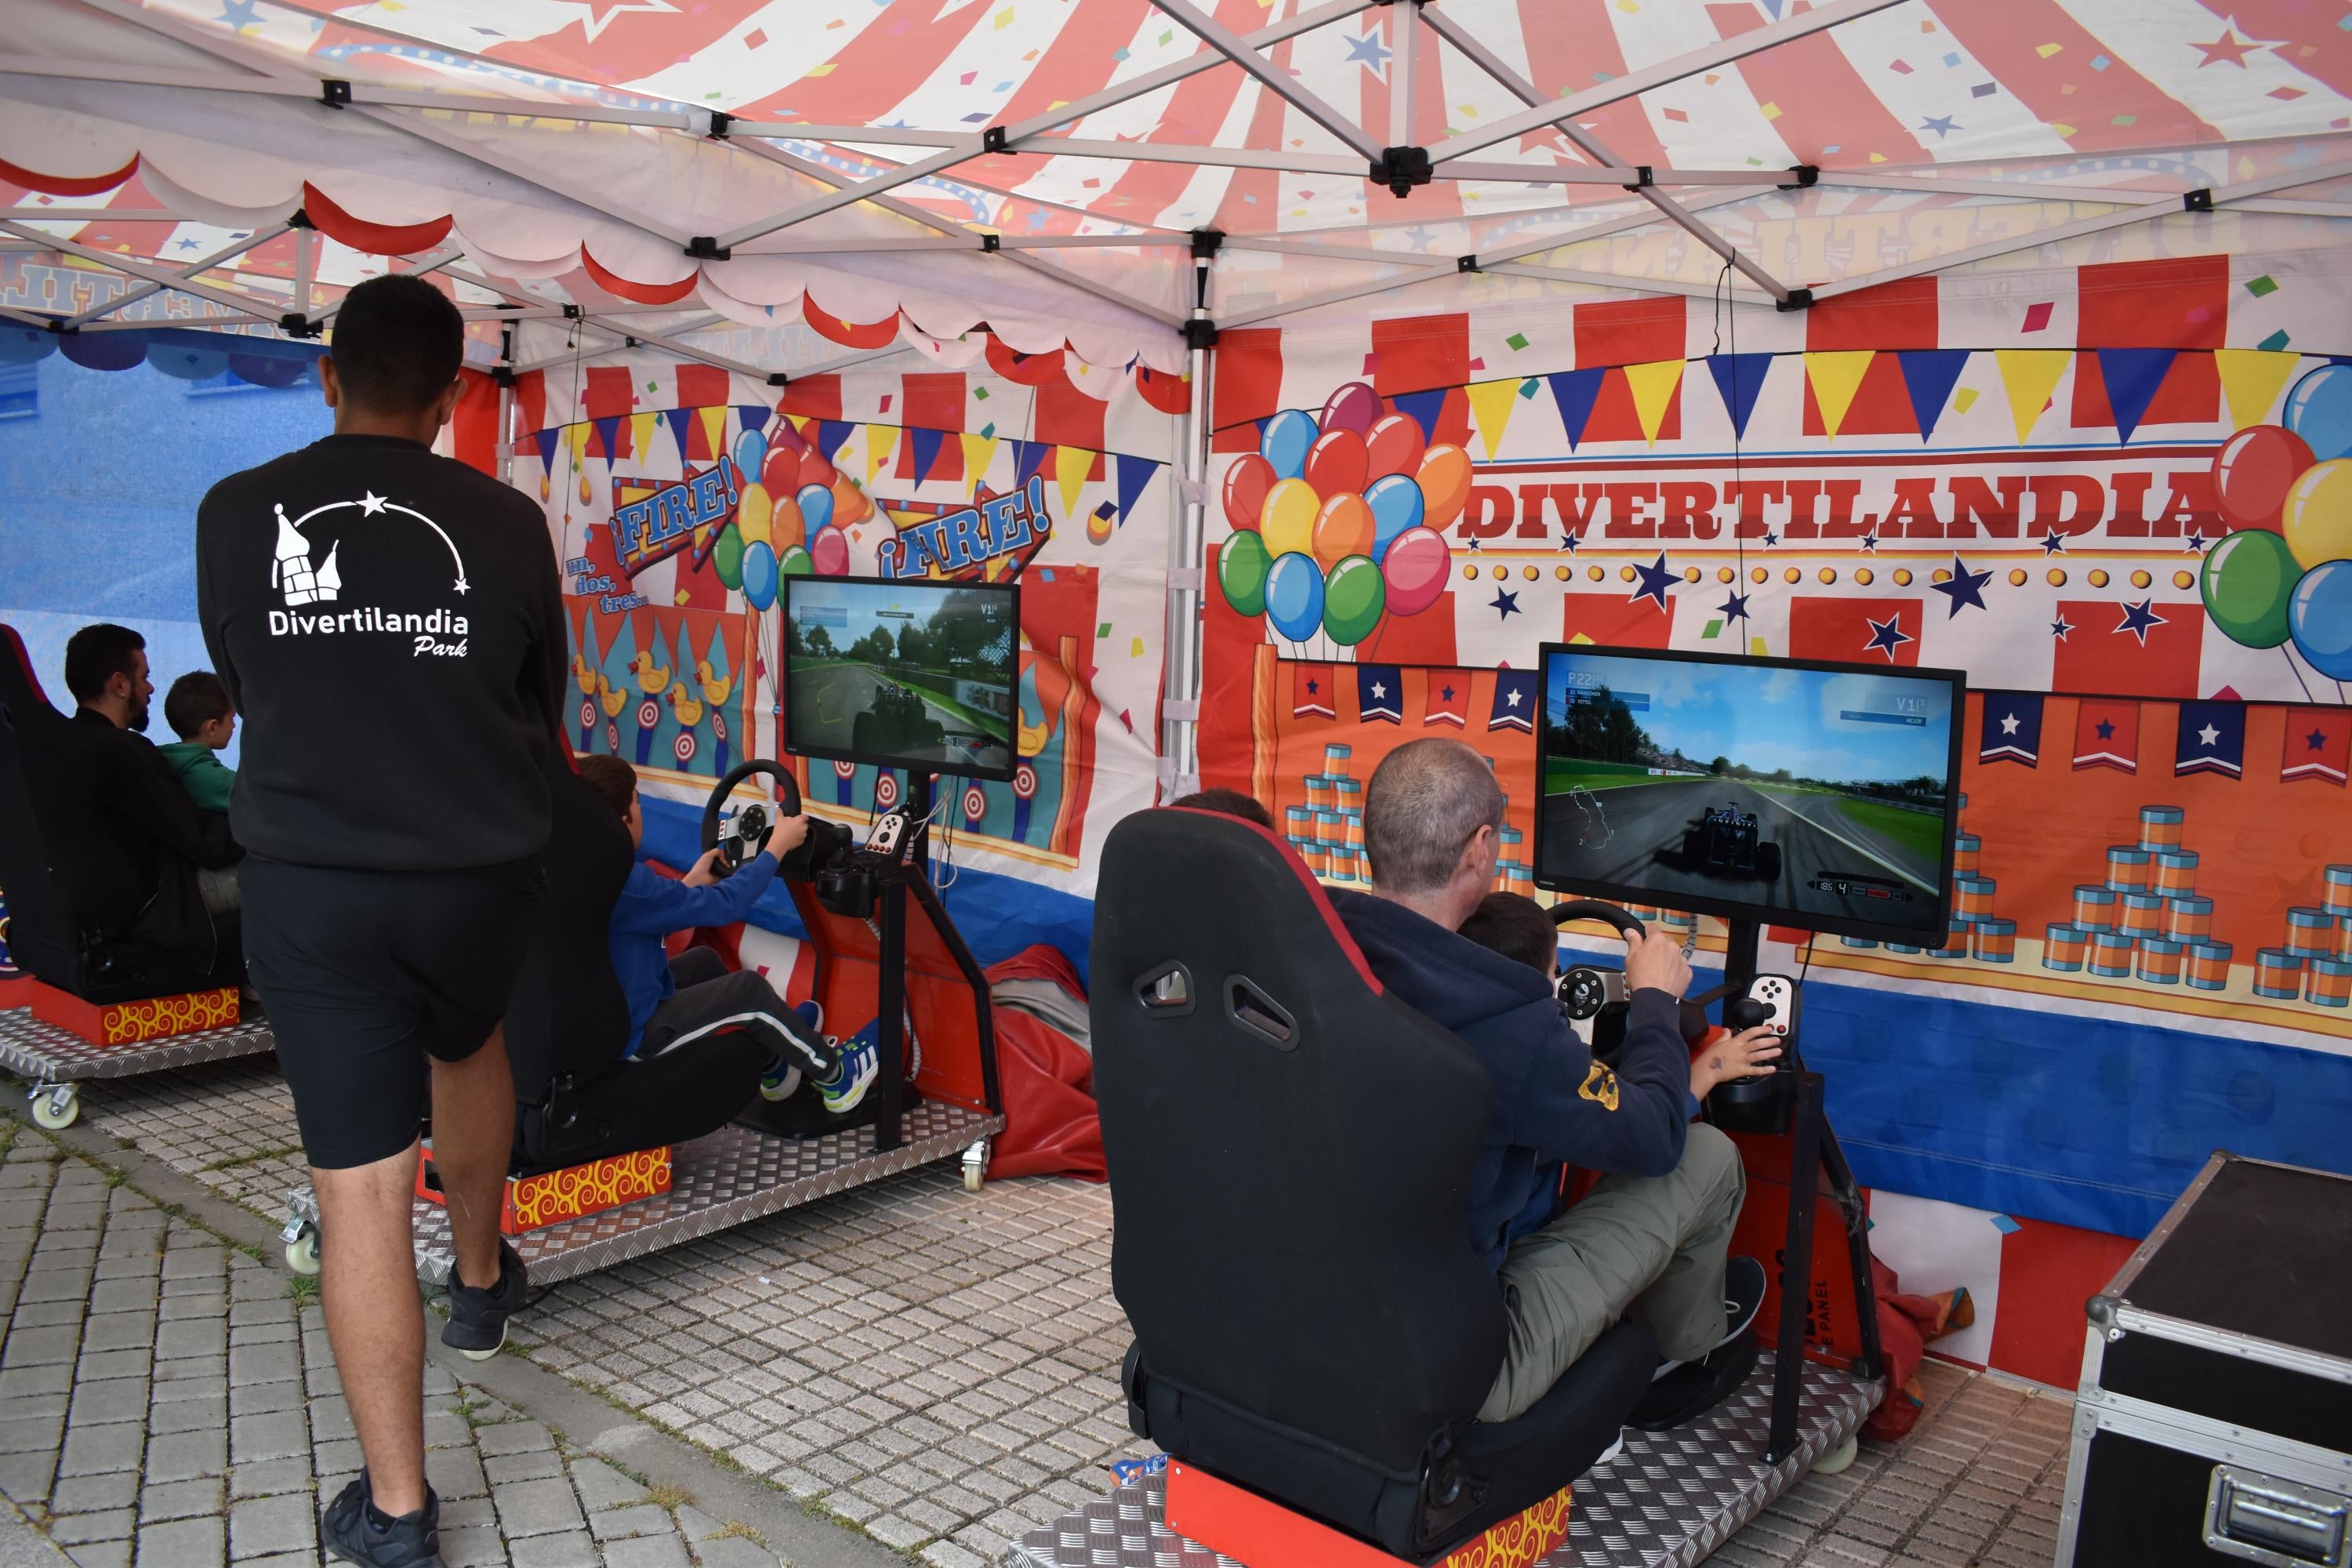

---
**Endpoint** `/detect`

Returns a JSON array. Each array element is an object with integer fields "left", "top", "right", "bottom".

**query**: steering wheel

[
  {"left": 700, "top": 760, "right": 804, "bottom": 873},
  {"left": 1547, "top": 900, "right": 1642, "bottom": 1019}
]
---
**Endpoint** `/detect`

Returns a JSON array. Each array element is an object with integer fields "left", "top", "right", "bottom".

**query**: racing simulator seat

[
  {"left": 1092, "top": 807, "right": 1658, "bottom": 1563},
  {"left": 0, "top": 622, "right": 236, "bottom": 1002}
]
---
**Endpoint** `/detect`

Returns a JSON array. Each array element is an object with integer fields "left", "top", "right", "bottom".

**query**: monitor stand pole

[{"left": 871, "top": 772, "right": 934, "bottom": 1154}]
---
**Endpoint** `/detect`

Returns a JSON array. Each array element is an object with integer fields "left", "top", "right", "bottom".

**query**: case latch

[{"left": 2206, "top": 1467, "right": 2350, "bottom": 1568}]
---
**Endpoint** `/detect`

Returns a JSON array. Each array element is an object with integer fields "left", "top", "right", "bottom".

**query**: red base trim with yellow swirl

[
  {"left": 31, "top": 982, "right": 238, "bottom": 1044},
  {"left": 1163, "top": 1460, "right": 1573, "bottom": 1568},
  {"left": 416, "top": 1145, "right": 673, "bottom": 1236}
]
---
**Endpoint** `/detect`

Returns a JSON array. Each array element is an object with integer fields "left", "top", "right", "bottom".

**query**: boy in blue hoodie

[
  {"left": 1330, "top": 739, "right": 1773, "bottom": 1424},
  {"left": 578, "top": 757, "right": 877, "bottom": 1112}
]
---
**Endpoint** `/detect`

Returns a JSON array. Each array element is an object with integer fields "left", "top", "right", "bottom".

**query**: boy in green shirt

[{"left": 157, "top": 670, "right": 237, "bottom": 815}]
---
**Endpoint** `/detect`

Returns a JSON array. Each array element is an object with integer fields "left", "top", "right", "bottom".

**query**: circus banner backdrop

[
  {"left": 520, "top": 357, "right": 1175, "bottom": 894},
  {"left": 1198, "top": 252, "right": 2352, "bottom": 1240}
]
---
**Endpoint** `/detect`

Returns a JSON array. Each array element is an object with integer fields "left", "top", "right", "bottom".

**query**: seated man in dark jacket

[
  {"left": 1329, "top": 738, "right": 1764, "bottom": 1423},
  {"left": 59, "top": 624, "right": 243, "bottom": 991}
]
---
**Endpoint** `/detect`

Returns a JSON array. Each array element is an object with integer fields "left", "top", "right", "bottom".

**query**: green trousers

[{"left": 1479, "top": 1123, "right": 1747, "bottom": 1423}]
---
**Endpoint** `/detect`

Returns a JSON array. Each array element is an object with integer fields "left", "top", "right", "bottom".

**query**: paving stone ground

[{"left": 6, "top": 1062, "right": 2081, "bottom": 1568}]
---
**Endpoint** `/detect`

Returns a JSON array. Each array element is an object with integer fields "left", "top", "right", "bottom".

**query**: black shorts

[{"left": 244, "top": 855, "right": 544, "bottom": 1170}]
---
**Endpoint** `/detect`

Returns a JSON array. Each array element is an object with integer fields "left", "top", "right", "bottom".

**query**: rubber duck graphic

[
  {"left": 595, "top": 615, "right": 637, "bottom": 755},
  {"left": 572, "top": 618, "right": 603, "bottom": 751},
  {"left": 694, "top": 657, "right": 733, "bottom": 710},
  {"left": 628, "top": 642, "right": 671, "bottom": 765},
  {"left": 627, "top": 647, "right": 671, "bottom": 697},
  {"left": 665, "top": 680, "right": 703, "bottom": 731},
  {"left": 695, "top": 622, "right": 733, "bottom": 773},
  {"left": 662, "top": 622, "right": 705, "bottom": 772}
]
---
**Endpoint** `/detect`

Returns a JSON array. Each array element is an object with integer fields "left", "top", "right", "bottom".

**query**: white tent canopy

[{"left": 7, "top": 0, "right": 2350, "bottom": 384}]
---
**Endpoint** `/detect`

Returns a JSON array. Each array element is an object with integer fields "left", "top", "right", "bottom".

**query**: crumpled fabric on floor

[
  {"left": 1864, "top": 1254, "right": 1976, "bottom": 1443},
  {"left": 985, "top": 944, "right": 1103, "bottom": 1182}
]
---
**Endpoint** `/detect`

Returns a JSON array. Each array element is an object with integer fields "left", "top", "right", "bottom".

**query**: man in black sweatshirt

[
  {"left": 1328, "top": 739, "right": 1764, "bottom": 1425},
  {"left": 198, "top": 274, "right": 563, "bottom": 1568}
]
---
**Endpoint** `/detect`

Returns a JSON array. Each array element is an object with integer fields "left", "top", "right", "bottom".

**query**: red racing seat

[{"left": 1091, "top": 807, "right": 1655, "bottom": 1562}]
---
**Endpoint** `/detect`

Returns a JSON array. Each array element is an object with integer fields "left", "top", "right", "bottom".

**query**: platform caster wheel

[
  {"left": 283, "top": 1228, "right": 321, "bottom": 1277},
  {"left": 29, "top": 1084, "right": 78, "bottom": 1131},
  {"left": 960, "top": 1138, "right": 989, "bottom": 1193},
  {"left": 1813, "top": 1436, "right": 1858, "bottom": 1476}
]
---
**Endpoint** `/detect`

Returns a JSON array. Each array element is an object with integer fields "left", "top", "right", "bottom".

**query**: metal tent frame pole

[{"left": 1161, "top": 234, "right": 1219, "bottom": 802}]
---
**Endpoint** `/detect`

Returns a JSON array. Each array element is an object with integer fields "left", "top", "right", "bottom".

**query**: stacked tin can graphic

[
  {"left": 1295, "top": 743, "right": 1370, "bottom": 887},
  {"left": 2034, "top": 805, "right": 2238, "bottom": 996},
  {"left": 2267, "top": 864, "right": 2352, "bottom": 1008}
]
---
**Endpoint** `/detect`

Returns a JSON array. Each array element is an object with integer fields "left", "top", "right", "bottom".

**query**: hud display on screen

[
  {"left": 1537, "top": 649, "right": 1957, "bottom": 938},
  {"left": 783, "top": 578, "right": 1018, "bottom": 780}
]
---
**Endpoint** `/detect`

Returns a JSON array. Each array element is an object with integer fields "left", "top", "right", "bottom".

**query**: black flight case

[{"left": 2058, "top": 1151, "right": 2352, "bottom": 1568}]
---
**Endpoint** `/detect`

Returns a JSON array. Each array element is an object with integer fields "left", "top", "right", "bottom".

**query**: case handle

[{"left": 2205, "top": 1466, "right": 2350, "bottom": 1568}]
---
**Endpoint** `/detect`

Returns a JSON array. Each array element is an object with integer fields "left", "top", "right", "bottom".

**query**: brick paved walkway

[{"left": 4, "top": 1063, "right": 2081, "bottom": 1568}]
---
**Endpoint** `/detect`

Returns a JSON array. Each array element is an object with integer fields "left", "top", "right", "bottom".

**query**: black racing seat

[
  {"left": 1092, "top": 808, "right": 1656, "bottom": 1562},
  {"left": 501, "top": 760, "right": 764, "bottom": 1174}
]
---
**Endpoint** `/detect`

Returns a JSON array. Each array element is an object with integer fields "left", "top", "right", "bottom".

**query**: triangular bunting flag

[
  {"left": 1706, "top": 354, "right": 1772, "bottom": 441},
  {"left": 1054, "top": 446, "right": 1093, "bottom": 521},
  {"left": 817, "top": 419, "right": 855, "bottom": 462},
  {"left": 2214, "top": 349, "right": 2301, "bottom": 431},
  {"left": 960, "top": 432, "right": 999, "bottom": 494},
  {"left": 1896, "top": 350, "right": 1969, "bottom": 441},
  {"left": 909, "top": 426, "right": 947, "bottom": 485},
  {"left": 735, "top": 404, "right": 770, "bottom": 445},
  {"left": 866, "top": 426, "right": 898, "bottom": 485},
  {"left": 2096, "top": 348, "right": 2176, "bottom": 444},
  {"left": 629, "top": 412, "right": 660, "bottom": 466},
  {"left": 1546, "top": 368, "right": 1606, "bottom": 450},
  {"left": 1394, "top": 389, "right": 1449, "bottom": 446},
  {"left": 1623, "top": 359, "right": 1685, "bottom": 448},
  {"left": 1015, "top": 440, "right": 1053, "bottom": 485},
  {"left": 533, "top": 427, "right": 561, "bottom": 472},
  {"left": 591, "top": 416, "right": 625, "bottom": 462},
  {"left": 1465, "top": 379, "right": 1520, "bottom": 459},
  {"left": 1993, "top": 349, "right": 2072, "bottom": 445},
  {"left": 661, "top": 407, "right": 695, "bottom": 461},
  {"left": 1113, "top": 454, "right": 1157, "bottom": 525},
  {"left": 693, "top": 407, "right": 727, "bottom": 463},
  {"left": 568, "top": 423, "right": 593, "bottom": 504},
  {"left": 1804, "top": 350, "right": 1875, "bottom": 441}
]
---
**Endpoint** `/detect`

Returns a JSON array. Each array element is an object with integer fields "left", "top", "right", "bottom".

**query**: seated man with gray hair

[{"left": 1327, "top": 737, "right": 1766, "bottom": 1424}]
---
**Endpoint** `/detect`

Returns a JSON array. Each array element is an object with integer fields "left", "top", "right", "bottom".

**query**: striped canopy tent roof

[{"left": 3, "top": 0, "right": 2350, "bottom": 384}]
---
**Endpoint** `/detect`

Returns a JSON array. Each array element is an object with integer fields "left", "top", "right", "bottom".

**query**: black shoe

[
  {"left": 321, "top": 1473, "right": 443, "bottom": 1567},
  {"left": 1651, "top": 1255, "right": 1768, "bottom": 1381},
  {"left": 441, "top": 1239, "right": 525, "bottom": 1362}
]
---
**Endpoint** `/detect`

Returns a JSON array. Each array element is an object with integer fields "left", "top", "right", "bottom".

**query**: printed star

[
  {"left": 564, "top": 0, "right": 681, "bottom": 43},
  {"left": 358, "top": 491, "right": 389, "bottom": 515},
  {"left": 2310, "top": 729, "right": 2330, "bottom": 752},
  {"left": 1559, "top": 532, "right": 1581, "bottom": 554},
  {"left": 2051, "top": 613, "right": 2074, "bottom": 641},
  {"left": 1931, "top": 554, "right": 1994, "bottom": 617},
  {"left": 1920, "top": 114, "right": 1961, "bottom": 139},
  {"left": 1629, "top": 552, "right": 1679, "bottom": 609},
  {"left": 2042, "top": 532, "right": 2067, "bottom": 556},
  {"left": 1762, "top": 529, "right": 1781, "bottom": 548},
  {"left": 2192, "top": 29, "right": 2265, "bottom": 67},
  {"left": 2184, "top": 530, "right": 2209, "bottom": 554},
  {"left": 1305, "top": 678, "right": 1319, "bottom": 695},
  {"left": 1343, "top": 30, "right": 1392, "bottom": 70},
  {"left": 1860, "top": 531, "right": 1880, "bottom": 554},
  {"left": 217, "top": 0, "right": 260, "bottom": 30},
  {"left": 2096, "top": 719, "right": 2117, "bottom": 740},
  {"left": 1403, "top": 224, "right": 1436, "bottom": 252},
  {"left": 1504, "top": 687, "right": 1524, "bottom": 707},
  {"left": 2198, "top": 722, "right": 2222, "bottom": 746},
  {"left": 1369, "top": 680, "right": 1388, "bottom": 699},
  {"left": 2116, "top": 598, "right": 2167, "bottom": 644},
  {"left": 174, "top": 238, "right": 201, "bottom": 252},
  {"left": 1718, "top": 592, "right": 1751, "bottom": 622},
  {"left": 1491, "top": 588, "right": 1521, "bottom": 620},
  {"left": 1440, "top": 684, "right": 1457, "bottom": 702},
  {"left": 1467, "top": 536, "right": 1483, "bottom": 552},
  {"left": 2001, "top": 712, "right": 2022, "bottom": 735},
  {"left": 1863, "top": 614, "right": 1915, "bottom": 661},
  {"left": 452, "top": 579, "right": 470, "bottom": 596}
]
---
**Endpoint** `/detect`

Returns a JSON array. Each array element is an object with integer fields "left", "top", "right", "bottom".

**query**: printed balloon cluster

[
  {"left": 715, "top": 424, "right": 873, "bottom": 611},
  {"left": 1215, "top": 382, "right": 1471, "bottom": 645},
  {"left": 2202, "top": 363, "right": 2352, "bottom": 679}
]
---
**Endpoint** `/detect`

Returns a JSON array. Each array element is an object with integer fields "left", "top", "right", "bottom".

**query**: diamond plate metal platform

[
  {"left": 288, "top": 1098, "right": 1005, "bottom": 1287},
  {"left": 0, "top": 1005, "right": 274, "bottom": 1104},
  {"left": 1002, "top": 1353, "right": 1878, "bottom": 1568}
]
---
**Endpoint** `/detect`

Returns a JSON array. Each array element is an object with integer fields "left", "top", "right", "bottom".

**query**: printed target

[
  {"left": 673, "top": 732, "right": 697, "bottom": 764},
  {"left": 1013, "top": 762, "right": 1039, "bottom": 800},
  {"left": 875, "top": 771, "right": 901, "bottom": 810},
  {"left": 605, "top": 722, "right": 619, "bottom": 752},
  {"left": 712, "top": 712, "right": 728, "bottom": 742},
  {"left": 963, "top": 785, "right": 988, "bottom": 821},
  {"left": 833, "top": 759, "right": 857, "bottom": 779},
  {"left": 578, "top": 699, "right": 596, "bottom": 730},
  {"left": 637, "top": 699, "right": 661, "bottom": 730}
]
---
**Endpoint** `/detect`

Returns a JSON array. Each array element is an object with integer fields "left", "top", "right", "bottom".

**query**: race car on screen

[{"left": 1681, "top": 805, "right": 1782, "bottom": 882}]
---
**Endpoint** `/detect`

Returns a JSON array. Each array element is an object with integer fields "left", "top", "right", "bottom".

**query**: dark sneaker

[
  {"left": 1652, "top": 1254, "right": 1767, "bottom": 1381},
  {"left": 441, "top": 1240, "right": 525, "bottom": 1361},
  {"left": 321, "top": 1472, "right": 442, "bottom": 1567}
]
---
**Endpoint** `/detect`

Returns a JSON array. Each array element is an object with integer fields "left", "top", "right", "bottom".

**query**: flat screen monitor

[
  {"left": 781, "top": 575, "right": 1020, "bottom": 783},
  {"left": 1533, "top": 644, "right": 1965, "bottom": 945}
]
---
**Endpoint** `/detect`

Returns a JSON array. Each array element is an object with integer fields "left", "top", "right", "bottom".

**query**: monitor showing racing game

[
  {"left": 1534, "top": 644, "right": 1965, "bottom": 944},
  {"left": 781, "top": 575, "right": 1021, "bottom": 782}
]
